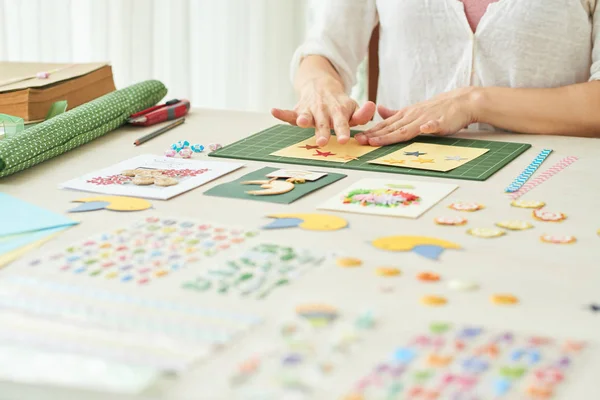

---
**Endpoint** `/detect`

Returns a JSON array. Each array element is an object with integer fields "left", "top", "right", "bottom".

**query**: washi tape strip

[
  {"left": 505, "top": 149, "right": 553, "bottom": 193},
  {"left": 509, "top": 156, "right": 579, "bottom": 200}
]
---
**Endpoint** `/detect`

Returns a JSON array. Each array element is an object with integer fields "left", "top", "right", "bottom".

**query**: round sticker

[
  {"left": 417, "top": 272, "right": 441, "bottom": 282},
  {"left": 510, "top": 200, "right": 546, "bottom": 209},
  {"left": 376, "top": 267, "right": 401, "bottom": 277},
  {"left": 448, "top": 202, "right": 484, "bottom": 212},
  {"left": 420, "top": 295, "right": 448, "bottom": 306},
  {"left": 496, "top": 220, "right": 533, "bottom": 231},
  {"left": 491, "top": 294, "right": 519, "bottom": 305},
  {"left": 336, "top": 257, "right": 363, "bottom": 268},
  {"left": 467, "top": 228, "right": 506, "bottom": 238},
  {"left": 540, "top": 234, "right": 576, "bottom": 244},
  {"left": 532, "top": 209, "right": 567, "bottom": 222},
  {"left": 434, "top": 216, "right": 468, "bottom": 226}
]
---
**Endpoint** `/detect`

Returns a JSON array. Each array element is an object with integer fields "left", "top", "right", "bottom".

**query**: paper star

[
  {"left": 382, "top": 158, "right": 405, "bottom": 165},
  {"left": 313, "top": 150, "right": 336, "bottom": 157},
  {"left": 404, "top": 151, "right": 427, "bottom": 157},
  {"left": 445, "top": 155, "right": 468, "bottom": 161},
  {"left": 338, "top": 155, "right": 359, "bottom": 161},
  {"left": 412, "top": 158, "right": 435, "bottom": 164},
  {"left": 299, "top": 145, "right": 319, "bottom": 150}
]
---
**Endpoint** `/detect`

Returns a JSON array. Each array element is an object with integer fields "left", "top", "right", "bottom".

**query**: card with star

[
  {"left": 368, "top": 143, "right": 489, "bottom": 172},
  {"left": 270, "top": 137, "right": 379, "bottom": 163}
]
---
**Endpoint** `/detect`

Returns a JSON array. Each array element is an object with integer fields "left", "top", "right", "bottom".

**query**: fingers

[
  {"left": 271, "top": 108, "right": 299, "bottom": 125},
  {"left": 296, "top": 112, "right": 314, "bottom": 128},
  {"left": 313, "top": 105, "right": 331, "bottom": 147},
  {"left": 331, "top": 109, "right": 351, "bottom": 144},
  {"left": 350, "top": 101, "right": 376, "bottom": 126},
  {"left": 420, "top": 119, "right": 441, "bottom": 134},
  {"left": 377, "top": 104, "right": 398, "bottom": 120},
  {"left": 368, "top": 120, "right": 422, "bottom": 146},
  {"left": 356, "top": 112, "right": 404, "bottom": 144}
]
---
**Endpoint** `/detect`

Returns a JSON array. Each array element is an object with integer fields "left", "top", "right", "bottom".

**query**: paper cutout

[
  {"left": 68, "top": 201, "right": 111, "bottom": 213},
  {"left": 496, "top": 220, "right": 533, "bottom": 231},
  {"left": 261, "top": 218, "right": 304, "bottom": 230},
  {"left": 295, "top": 304, "right": 339, "bottom": 327},
  {"left": 540, "top": 234, "right": 576, "bottom": 244},
  {"left": 434, "top": 216, "right": 468, "bottom": 226},
  {"left": 72, "top": 196, "right": 152, "bottom": 212},
  {"left": 505, "top": 149, "right": 553, "bottom": 193},
  {"left": 264, "top": 214, "right": 348, "bottom": 231},
  {"left": 511, "top": 200, "right": 545, "bottom": 209},
  {"left": 509, "top": 156, "right": 578, "bottom": 200},
  {"left": 0, "top": 229, "right": 64, "bottom": 268},
  {"left": 266, "top": 169, "right": 327, "bottom": 181},
  {"left": 449, "top": 202, "right": 484, "bottom": 212},
  {"left": 372, "top": 236, "right": 461, "bottom": 260},
  {"left": 60, "top": 155, "right": 244, "bottom": 200},
  {"left": 369, "top": 143, "right": 489, "bottom": 172},
  {"left": 271, "top": 137, "right": 379, "bottom": 163},
  {"left": 241, "top": 179, "right": 295, "bottom": 196},
  {"left": 467, "top": 228, "right": 506, "bottom": 238},
  {"left": 533, "top": 209, "right": 567, "bottom": 222},
  {"left": 318, "top": 179, "right": 458, "bottom": 219}
]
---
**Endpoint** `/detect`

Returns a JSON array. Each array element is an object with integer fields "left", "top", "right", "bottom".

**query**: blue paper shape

[
  {"left": 0, "top": 226, "right": 69, "bottom": 256},
  {"left": 262, "top": 218, "right": 303, "bottom": 230},
  {"left": 393, "top": 347, "right": 417, "bottom": 364},
  {"left": 0, "top": 193, "right": 78, "bottom": 237},
  {"left": 68, "top": 201, "right": 110, "bottom": 213},
  {"left": 493, "top": 378, "right": 512, "bottom": 396},
  {"left": 412, "top": 245, "right": 444, "bottom": 260}
]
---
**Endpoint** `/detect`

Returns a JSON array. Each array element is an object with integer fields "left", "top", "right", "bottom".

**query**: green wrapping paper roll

[{"left": 0, "top": 80, "right": 167, "bottom": 178}]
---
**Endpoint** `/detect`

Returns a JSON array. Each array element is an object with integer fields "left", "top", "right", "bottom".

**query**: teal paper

[
  {"left": 0, "top": 226, "right": 68, "bottom": 255},
  {"left": 0, "top": 193, "right": 78, "bottom": 237}
]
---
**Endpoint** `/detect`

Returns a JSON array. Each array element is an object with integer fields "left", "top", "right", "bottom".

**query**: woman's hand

[
  {"left": 272, "top": 77, "right": 376, "bottom": 147},
  {"left": 355, "top": 87, "right": 480, "bottom": 146}
]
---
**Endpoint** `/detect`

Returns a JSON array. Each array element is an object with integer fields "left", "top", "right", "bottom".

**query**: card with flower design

[
  {"left": 60, "top": 155, "right": 244, "bottom": 200},
  {"left": 317, "top": 178, "right": 458, "bottom": 218}
]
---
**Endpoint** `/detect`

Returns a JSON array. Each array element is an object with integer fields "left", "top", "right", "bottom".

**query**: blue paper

[
  {"left": 0, "top": 193, "right": 78, "bottom": 237},
  {"left": 262, "top": 218, "right": 303, "bottom": 230},
  {"left": 68, "top": 201, "right": 110, "bottom": 213},
  {"left": 412, "top": 245, "right": 444, "bottom": 260}
]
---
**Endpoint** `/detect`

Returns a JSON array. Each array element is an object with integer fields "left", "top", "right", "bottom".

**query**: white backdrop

[{"left": 0, "top": 0, "right": 308, "bottom": 112}]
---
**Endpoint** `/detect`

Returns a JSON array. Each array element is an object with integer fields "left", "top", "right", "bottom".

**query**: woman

[{"left": 272, "top": 0, "right": 600, "bottom": 147}]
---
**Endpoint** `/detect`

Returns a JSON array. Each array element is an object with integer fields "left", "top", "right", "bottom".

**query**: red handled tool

[{"left": 128, "top": 99, "right": 190, "bottom": 126}]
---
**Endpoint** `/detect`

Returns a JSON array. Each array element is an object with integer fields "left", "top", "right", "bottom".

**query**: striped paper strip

[
  {"left": 509, "top": 156, "right": 579, "bottom": 200},
  {"left": 505, "top": 149, "right": 553, "bottom": 193}
]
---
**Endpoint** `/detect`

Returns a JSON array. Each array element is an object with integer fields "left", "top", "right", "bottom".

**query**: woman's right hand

[{"left": 271, "top": 77, "right": 376, "bottom": 147}]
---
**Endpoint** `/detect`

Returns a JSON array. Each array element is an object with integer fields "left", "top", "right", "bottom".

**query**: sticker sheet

[
  {"left": 182, "top": 243, "right": 327, "bottom": 299},
  {"left": 60, "top": 154, "right": 244, "bottom": 200},
  {"left": 25, "top": 216, "right": 259, "bottom": 286},
  {"left": 347, "top": 322, "right": 586, "bottom": 399},
  {"left": 318, "top": 179, "right": 458, "bottom": 219},
  {"left": 369, "top": 143, "right": 489, "bottom": 172},
  {"left": 270, "top": 137, "right": 379, "bottom": 163}
]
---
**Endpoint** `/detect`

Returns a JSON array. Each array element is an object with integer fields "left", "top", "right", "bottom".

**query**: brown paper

[{"left": 0, "top": 62, "right": 107, "bottom": 93}]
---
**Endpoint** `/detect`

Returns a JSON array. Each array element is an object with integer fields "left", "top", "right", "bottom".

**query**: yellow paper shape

[
  {"left": 372, "top": 236, "right": 461, "bottom": 251},
  {"left": 75, "top": 196, "right": 152, "bottom": 211},
  {"left": 267, "top": 213, "right": 348, "bottom": 231},
  {"left": 369, "top": 143, "right": 489, "bottom": 172},
  {"left": 271, "top": 137, "right": 379, "bottom": 163}
]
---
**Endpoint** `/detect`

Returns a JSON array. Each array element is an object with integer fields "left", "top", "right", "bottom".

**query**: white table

[{"left": 0, "top": 109, "right": 599, "bottom": 400}]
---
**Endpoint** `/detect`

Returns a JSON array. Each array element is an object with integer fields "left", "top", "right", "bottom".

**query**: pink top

[{"left": 460, "top": 0, "right": 499, "bottom": 32}]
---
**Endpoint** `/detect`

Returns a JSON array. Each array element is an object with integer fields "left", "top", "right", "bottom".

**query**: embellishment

[
  {"left": 343, "top": 188, "right": 420, "bottom": 208},
  {"left": 209, "top": 143, "right": 223, "bottom": 152},
  {"left": 336, "top": 257, "right": 363, "bottom": 268},
  {"left": 510, "top": 199, "right": 545, "bottom": 209},
  {"left": 491, "top": 294, "right": 519, "bottom": 305},
  {"left": 375, "top": 267, "right": 401, "bottom": 277},
  {"left": 338, "top": 155, "right": 360, "bottom": 161},
  {"left": 417, "top": 272, "right": 441, "bottom": 282},
  {"left": 496, "top": 220, "right": 533, "bottom": 231},
  {"left": 412, "top": 158, "right": 435, "bottom": 164},
  {"left": 447, "top": 280, "right": 479, "bottom": 292},
  {"left": 404, "top": 151, "right": 427, "bottom": 157},
  {"left": 540, "top": 234, "right": 576, "bottom": 244},
  {"left": 420, "top": 295, "right": 447, "bottom": 306},
  {"left": 241, "top": 179, "right": 295, "bottom": 196},
  {"left": 372, "top": 236, "right": 461, "bottom": 260},
  {"left": 295, "top": 304, "right": 339, "bottom": 327},
  {"left": 509, "top": 156, "right": 578, "bottom": 200},
  {"left": 448, "top": 202, "right": 484, "bottom": 212},
  {"left": 381, "top": 158, "right": 405, "bottom": 164},
  {"left": 434, "top": 216, "right": 467, "bottom": 226},
  {"left": 445, "top": 155, "right": 468, "bottom": 161},
  {"left": 298, "top": 144, "right": 319, "bottom": 150},
  {"left": 467, "top": 228, "right": 505, "bottom": 238},
  {"left": 505, "top": 149, "right": 553, "bottom": 193},
  {"left": 314, "top": 150, "right": 336, "bottom": 157},
  {"left": 533, "top": 209, "right": 567, "bottom": 222}
]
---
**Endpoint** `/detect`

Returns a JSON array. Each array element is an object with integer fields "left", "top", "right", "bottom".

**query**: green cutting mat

[{"left": 209, "top": 124, "right": 531, "bottom": 181}]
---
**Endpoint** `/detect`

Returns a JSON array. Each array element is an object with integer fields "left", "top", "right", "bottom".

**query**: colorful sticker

[
  {"left": 491, "top": 294, "right": 519, "bottom": 305},
  {"left": 540, "top": 234, "right": 577, "bottom": 244},
  {"left": 448, "top": 202, "right": 484, "bottom": 212},
  {"left": 533, "top": 209, "right": 567, "bottom": 222},
  {"left": 467, "top": 228, "right": 506, "bottom": 238},
  {"left": 337, "top": 257, "right": 363, "bottom": 268},
  {"left": 510, "top": 200, "right": 546, "bottom": 209},
  {"left": 420, "top": 295, "right": 447, "bottom": 306},
  {"left": 343, "top": 188, "right": 421, "bottom": 207},
  {"left": 496, "top": 220, "right": 533, "bottom": 231},
  {"left": 434, "top": 216, "right": 468, "bottom": 226}
]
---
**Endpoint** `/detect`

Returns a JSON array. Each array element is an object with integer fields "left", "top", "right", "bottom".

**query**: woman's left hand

[{"left": 355, "top": 87, "right": 480, "bottom": 146}]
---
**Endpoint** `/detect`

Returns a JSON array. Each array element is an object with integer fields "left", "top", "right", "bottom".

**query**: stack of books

[{"left": 0, "top": 62, "right": 116, "bottom": 122}]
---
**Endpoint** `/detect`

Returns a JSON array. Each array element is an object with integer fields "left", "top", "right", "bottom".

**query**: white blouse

[{"left": 291, "top": 0, "right": 600, "bottom": 129}]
